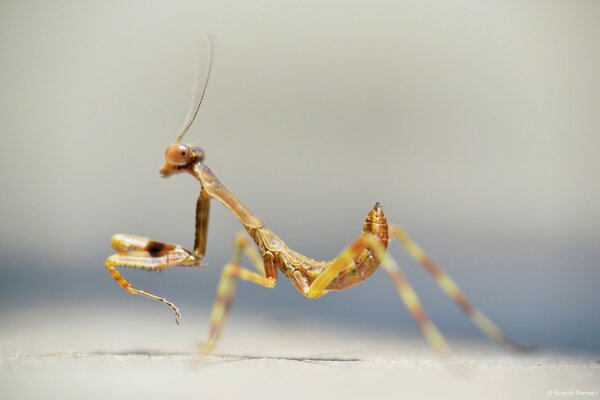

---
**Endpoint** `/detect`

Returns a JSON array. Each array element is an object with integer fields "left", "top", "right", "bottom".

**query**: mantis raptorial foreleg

[
  {"left": 106, "top": 233, "right": 203, "bottom": 324},
  {"left": 106, "top": 188, "right": 211, "bottom": 324},
  {"left": 201, "top": 233, "right": 277, "bottom": 353},
  {"left": 194, "top": 188, "right": 211, "bottom": 259}
]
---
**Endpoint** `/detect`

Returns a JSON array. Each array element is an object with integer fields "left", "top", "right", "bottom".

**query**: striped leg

[
  {"left": 307, "top": 234, "right": 451, "bottom": 356},
  {"left": 389, "top": 225, "right": 523, "bottom": 350},
  {"left": 105, "top": 233, "right": 202, "bottom": 324},
  {"left": 201, "top": 233, "right": 277, "bottom": 353}
]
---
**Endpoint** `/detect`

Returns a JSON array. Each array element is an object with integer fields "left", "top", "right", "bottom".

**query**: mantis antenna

[{"left": 175, "top": 34, "right": 215, "bottom": 143}]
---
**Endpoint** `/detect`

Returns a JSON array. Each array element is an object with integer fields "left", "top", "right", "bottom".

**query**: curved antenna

[{"left": 175, "top": 34, "right": 215, "bottom": 143}]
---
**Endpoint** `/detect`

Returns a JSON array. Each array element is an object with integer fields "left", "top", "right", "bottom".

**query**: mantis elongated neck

[{"left": 192, "top": 163, "right": 264, "bottom": 229}]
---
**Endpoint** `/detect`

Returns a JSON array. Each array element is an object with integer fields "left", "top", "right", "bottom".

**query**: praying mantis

[{"left": 105, "top": 39, "right": 523, "bottom": 355}]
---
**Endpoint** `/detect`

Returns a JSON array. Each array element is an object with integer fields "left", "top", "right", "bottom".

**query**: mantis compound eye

[{"left": 165, "top": 143, "right": 192, "bottom": 166}]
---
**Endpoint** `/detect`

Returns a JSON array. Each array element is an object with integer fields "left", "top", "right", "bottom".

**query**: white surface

[{"left": 1, "top": 303, "right": 598, "bottom": 400}]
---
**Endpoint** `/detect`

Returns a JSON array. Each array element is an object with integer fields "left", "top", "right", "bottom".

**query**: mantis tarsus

[{"left": 106, "top": 38, "right": 524, "bottom": 355}]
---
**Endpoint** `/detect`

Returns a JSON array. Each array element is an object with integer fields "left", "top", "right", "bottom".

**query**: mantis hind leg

[
  {"left": 306, "top": 234, "right": 452, "bottom": 356},
  {"left": 201, "top": 233, "right": 277, "bottom": 353},
  {"left": 389, "top": 225, "right": 526, "bottom": 350},
  {"left": 105, "top": 233, "right": 203, "bottom": 324}
]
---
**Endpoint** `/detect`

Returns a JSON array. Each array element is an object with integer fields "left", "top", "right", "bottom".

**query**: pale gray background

[{"left": 1, "top": 0, "right": 599, "bottom": 355}]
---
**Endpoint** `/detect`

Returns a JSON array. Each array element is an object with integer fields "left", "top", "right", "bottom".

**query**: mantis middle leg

[{"left": 201, "top": 233, "right": 277, "bottom": 353}]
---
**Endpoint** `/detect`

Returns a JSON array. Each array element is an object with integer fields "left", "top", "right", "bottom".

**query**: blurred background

[{"left": 1, "top": 0, "right": 599, "bottom": 354}]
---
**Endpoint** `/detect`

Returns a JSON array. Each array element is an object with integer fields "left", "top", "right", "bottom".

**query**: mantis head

[
  {"left": 160, "top": 35, "right": 213, "bottom": 178},
  {"left": 160, "top": 143, "right": 205, "bottom": 177}
]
